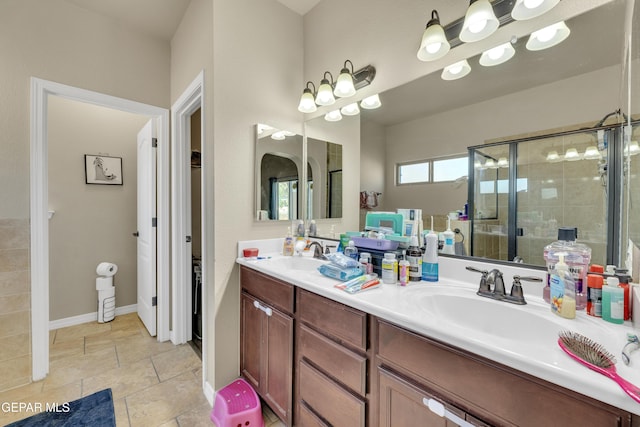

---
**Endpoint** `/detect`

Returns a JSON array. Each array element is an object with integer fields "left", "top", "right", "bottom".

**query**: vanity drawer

[
  {"left": 299, "top": 324, "right": 367, "bottom": 396},
  {"left": 299, "top": 359, "right": 365, "bottom": 427},
  {"left": 298, "top": 401, "right": 329, "bottom": 427},
  {"left": 240, "top": 266, "right": 294, "bottom": 315},
  {"left": 376, "top": 319, "right": 630, "bottom": 427},
  {"left": 297, "top": 289, "right": 367, "bottom": 351}
]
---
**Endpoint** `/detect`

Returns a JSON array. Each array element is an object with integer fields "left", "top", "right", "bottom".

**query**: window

[{"left": 397, "top": 155, "right": 468, "bottom": 185}]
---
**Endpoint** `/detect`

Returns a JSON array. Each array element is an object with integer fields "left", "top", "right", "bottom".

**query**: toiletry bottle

[
  {"left": 442, "top": 218, "right": 456, "bottom": 255},
  {"left": 296, "top": 220, "right": 305, "bottom": 238},
  {"left": 543, "top": 227, "right": 591, "bottom": 309},
  {"left": 283, "top": 227, "right": 294, "bottom": 256},
  {"left": 406, "top": 235, "right": 422, "bottom": 282},
  {"left": 615, "top": 268, "right": 632, "bottom": 321},
  {"left": 360, "top": 252, "right": 373, "bottom": 274},
  {"left": 309, "top": 219, "right": 317, "bottom": 236},
  {"left": 381, "top": 253, "right": 398, "bottom": 285},
  {"left": 602, "top": 277, "right": 624, "bottom": 324},
  {"left": 422, "top": 216, "right": 439, "bottom": 282},
  {"left": 344, "top": 240, "right": 359, "bottom": 260},
  {"left": 550, "top": 253, "right": 576, "bottom": 319},
  {"left": 359, "top": 254, "right": 370, "bottom": 275},
  {"left": 399, "top": 251, "right": 409, "bottom": 286},
  {"left": 586, "top": 274, "right": 603, "bottom": 317}
]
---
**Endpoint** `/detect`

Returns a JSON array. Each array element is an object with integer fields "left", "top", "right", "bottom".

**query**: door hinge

[
  {"left": 152, "top": 296, "right": 157, "bottom": 306},
  {"left": 152, "top": 138, "right": 158, "bottom": 148},
  {"left": 152, "top": 217, "right": 157, "bottom": 227},
  {"left": 186, "top": 236, "right": 192, "bottom": 243}
]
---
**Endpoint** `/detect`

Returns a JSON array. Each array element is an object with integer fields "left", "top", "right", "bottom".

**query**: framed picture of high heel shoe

[{"left": 85, "top": 154, "right": 123, "bottom": 185}]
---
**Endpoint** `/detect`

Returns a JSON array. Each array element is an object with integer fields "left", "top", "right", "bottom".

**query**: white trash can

[{"left": 96, "top": 262, "right": 117, "bottom": 323}]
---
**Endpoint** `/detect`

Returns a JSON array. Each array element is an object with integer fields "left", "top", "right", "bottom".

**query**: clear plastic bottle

[
  {"left": 399, "top": 252, "right": 409, "bottom": 286},
  {"left": 543, "top": 227, "right": 591, "bottom": 310},
  {"left": 602, "top": 277, "right": 624, "bottom": 324},
  {"left": 422, "top": 217, "right": 439, "bottom": 282},
  {"left": 344, "top": 240, "right": 359, "bottom": 260},
  {"left": 360, "top": 252, "right": 373, "bottom": 274}
]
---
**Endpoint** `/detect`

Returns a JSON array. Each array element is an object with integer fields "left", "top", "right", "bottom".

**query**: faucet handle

[
  {"left": 504, "top": 275, "right": 541, "bottom": 305},
  {"left": 466, "top": 266, "right": 490, "bottom": 295}
]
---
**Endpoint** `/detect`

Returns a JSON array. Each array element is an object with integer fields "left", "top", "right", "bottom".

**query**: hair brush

[{"left": 558, "top": 330, "right": 640, "bottom": 404}]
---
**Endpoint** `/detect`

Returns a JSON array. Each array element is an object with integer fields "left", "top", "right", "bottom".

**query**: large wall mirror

[
  {"left": 307, "top": 136, "right": 343, "bottom": 220},
  {"left": 359, "top": 0, "right": 638, "bottom": 267},
  {"left": 255, "top": 124, "right": 303, "bottom": 221}
]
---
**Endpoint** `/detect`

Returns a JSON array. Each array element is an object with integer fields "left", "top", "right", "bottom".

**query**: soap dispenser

[
  {"left": 550, "top": 253, "right": 576, "bottom": 319},
  {"left": 602, "top": 276, "right": 624, "bottom": 324}
]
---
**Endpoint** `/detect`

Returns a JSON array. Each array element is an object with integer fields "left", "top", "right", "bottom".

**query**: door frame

[
  {"left": 30, "top": 77, "right": 170, "bottom": 380},
  {"left": 171, "top": 71, "right": 204, "bottom": 345}
]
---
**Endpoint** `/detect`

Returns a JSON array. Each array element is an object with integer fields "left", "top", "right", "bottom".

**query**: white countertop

[{"left": 237, "top": 238, "right": 640, "bottom": 416}]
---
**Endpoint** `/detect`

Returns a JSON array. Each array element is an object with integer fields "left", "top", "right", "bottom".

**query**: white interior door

[{"left": 137, "top": 119, "right": 157, "bottom": 336}]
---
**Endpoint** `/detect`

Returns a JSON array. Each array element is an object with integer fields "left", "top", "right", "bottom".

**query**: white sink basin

[
  {"left": 254, "top": 256, "right": 328, "bottom": 273},
  {"left": 418, "top": 293, "right": 562, "bottom": 345}
]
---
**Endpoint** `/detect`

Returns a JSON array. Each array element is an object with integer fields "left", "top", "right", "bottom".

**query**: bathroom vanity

[{"left": 238, "top": 242, "right": 640, "bottom": 426}]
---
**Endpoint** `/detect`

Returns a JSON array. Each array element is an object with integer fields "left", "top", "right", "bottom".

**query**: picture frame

[{"left": 85, "top": 154, "right": 123, "bottom": 185}]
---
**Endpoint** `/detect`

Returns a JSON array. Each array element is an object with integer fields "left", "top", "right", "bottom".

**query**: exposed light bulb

[
  {"left": 524, "top": 0, "right": 544, "bottom": 8},
  {"left": 536, "top": 26, "right": 557, "bottom": 43}
]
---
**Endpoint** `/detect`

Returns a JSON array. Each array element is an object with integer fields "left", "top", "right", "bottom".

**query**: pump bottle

[
  {"left": 442, "top": 218, "right": 455, "bottom": 255},
  {"left": 422, "top": 216, "right": 439, "bottom": 282}
]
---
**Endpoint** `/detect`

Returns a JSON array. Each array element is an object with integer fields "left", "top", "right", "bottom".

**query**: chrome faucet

[
  {"left": 305, "top": 241, "right": 326, "bottom": 259},
  {"left": 466, "top": 266, "right": 541, "bottom": 305}
]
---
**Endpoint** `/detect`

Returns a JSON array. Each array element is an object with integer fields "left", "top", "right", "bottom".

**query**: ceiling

[
  {"left": 64, "top": 0, "right": 192, "bottom": 41},
  {"left": 277, "top": 0, "right": 322, "bottom": 15}
]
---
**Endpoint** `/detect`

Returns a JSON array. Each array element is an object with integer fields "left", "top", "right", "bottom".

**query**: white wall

[
  {"left": 171, "top": 0, "right": 304, "bottom": 390},
  {"left": 48, "top": 97, "right": 148, "bottom": 320}
]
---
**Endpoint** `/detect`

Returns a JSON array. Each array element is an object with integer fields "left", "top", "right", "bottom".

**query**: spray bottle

[{"left": 422, "top": 216, "right": 439, "bottom": 282}]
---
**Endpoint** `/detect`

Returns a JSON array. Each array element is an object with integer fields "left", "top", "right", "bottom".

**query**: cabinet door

[
  {"left": 264, "top": 305, "right": 294, "bottom": 425},
  {"left": 241, "top": 292, "right": 262, "bottom": 391},
  {"left": 379, "top": 367, "right": 465, "bottom": 427}
]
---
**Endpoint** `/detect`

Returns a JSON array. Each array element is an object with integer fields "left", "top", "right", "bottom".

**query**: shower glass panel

[
  {"left": 471, "top": 145, "right": 510, "bottom": 261},
  {"left": 515, "top": 131, "right": 608, "bottom": 266},
  {"left": 624, "top": 124, "right": 640, "bottom": 267}
]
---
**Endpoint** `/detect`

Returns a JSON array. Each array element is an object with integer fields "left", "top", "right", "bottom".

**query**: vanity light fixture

[
  {"left": 583, "top": 146, "right": 602, "bottom": 160},
  {"left": 271, "top": 131, "right": 286, "bottom": 140},
  {"left": 497, "top": 157, "right": 509, "bottom": 168},
  {"left": 315, "top": 72, "right": 336, "bottom": 106},
  {"left": 334, "top": 60, "right": 357, "bottom": 98},
  {"left": 441, "top": 59, "right": 471, "bottom": 80},
  {"left": 526, "top": 21, "right": 570, "bottom": 51},
  {"left": 625, "top": 141, "right": 640, "bottom": 156},
  {"left": 546, "top": 150, "right": 561, "bottom": 162},
  {"left": 479, "top": 41, "right": 516, "bottom": 66},
  {"left": 360, "top": 94, "right": 382, "bottom": 109},
  {"left": 511, "top": 0, "right": 560, "bottom": 21},
  {"left": 297, "top": 81, "right": 317, "bottom": 113},
  {"left": 417, "top": 10, "right": 451, "bottom": 62},
  {"left": 341, "top": 103, "right": 360, "bottom": 116},
  {"left": 324, "top": 109, "right": 343, "bottom": 122},
  {"left": 298, "top": 62, "right": 376, "bottom": 113},
  {"left": 459, "top": 0, "right": 499, "bottom": 43},
  {"left": 484, "top": 158, "right": 498, "bottom": 169},
  {"left": 564, "top": 148, "right": 581, "bottom": 161}
]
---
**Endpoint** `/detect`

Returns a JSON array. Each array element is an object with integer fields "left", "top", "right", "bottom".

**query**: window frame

[{"left": 396, "top": 154, "right": 468, "bottom": 186}]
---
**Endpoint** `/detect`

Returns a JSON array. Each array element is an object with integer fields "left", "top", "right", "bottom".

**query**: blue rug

[{"left": 6, "top": 388, "right": 115, "bottom": 427}]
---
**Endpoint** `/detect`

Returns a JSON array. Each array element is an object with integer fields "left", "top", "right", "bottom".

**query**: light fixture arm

[
  {"left": 304, "top": 81, "right": 316, "bottom": 95},
  {"left": 341, "top": 60, "right": 354, "bottom": 74},
  {"left": 427, "top": 10, "right": 441, "bottom": 28},
  {"left": 322, "top": 71, "right": 335, "bottom": 86}
]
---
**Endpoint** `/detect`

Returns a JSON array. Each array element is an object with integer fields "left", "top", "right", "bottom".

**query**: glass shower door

[{"left": 515, "top": 131, "right": 608, "bottom": 266}]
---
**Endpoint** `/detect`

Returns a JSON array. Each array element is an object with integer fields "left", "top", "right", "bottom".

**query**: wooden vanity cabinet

[
  {"left": 240, "top": 266, "right": 294, "bottom": 426},
  {"left": 374, "top": 318, "right": 632, "bottom": 427},
  {"left": 295, "top": 289, "right": 370, "bottom": 427}
]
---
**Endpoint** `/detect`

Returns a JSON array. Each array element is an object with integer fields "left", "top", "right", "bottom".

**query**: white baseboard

[
  {"left": 49, "top": 304, "right": 137, "bottom": 330},
  {"left": 204, "top": 380, "right": 215, "bottom": 407}
]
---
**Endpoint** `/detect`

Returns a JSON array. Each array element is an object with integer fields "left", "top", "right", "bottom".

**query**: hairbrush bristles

[{"left": 558, "top": 330, "right": 616, "bottom": 368}]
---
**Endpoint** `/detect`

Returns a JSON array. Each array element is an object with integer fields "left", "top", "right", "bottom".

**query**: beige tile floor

[{"left": 0, "top": 313, "right": 285, "bottom": 427}]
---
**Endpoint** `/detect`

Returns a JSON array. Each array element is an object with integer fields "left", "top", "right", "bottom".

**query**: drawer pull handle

[
  {"left": 253, "top": 300, "right": 273, "bottom": 317},
  {"left": 423, "top": 398, "right": 476, "bottom": 427}
]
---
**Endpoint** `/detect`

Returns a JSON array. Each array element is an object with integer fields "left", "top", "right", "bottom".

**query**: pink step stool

[{"left": 210, "top": 378, "right": 264, "bottom": 427}]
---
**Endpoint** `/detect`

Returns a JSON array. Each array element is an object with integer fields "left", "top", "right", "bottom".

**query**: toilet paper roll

[
  {"left": 96, "top": 262, "right": 118, "bottom": 277},
  {"left": 96, "top": 277, "right": 113, "bottom": 291}
]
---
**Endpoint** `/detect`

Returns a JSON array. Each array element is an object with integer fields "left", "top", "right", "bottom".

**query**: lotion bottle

[
  {"left": 422, "top": 216, "right": 439, "bottom": 282},
  {"left": 283, "top": 227, "right": 294, "bottom": 256},
  {"left": 550, "top": 253, "right": 576, "bottom": 319}
]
